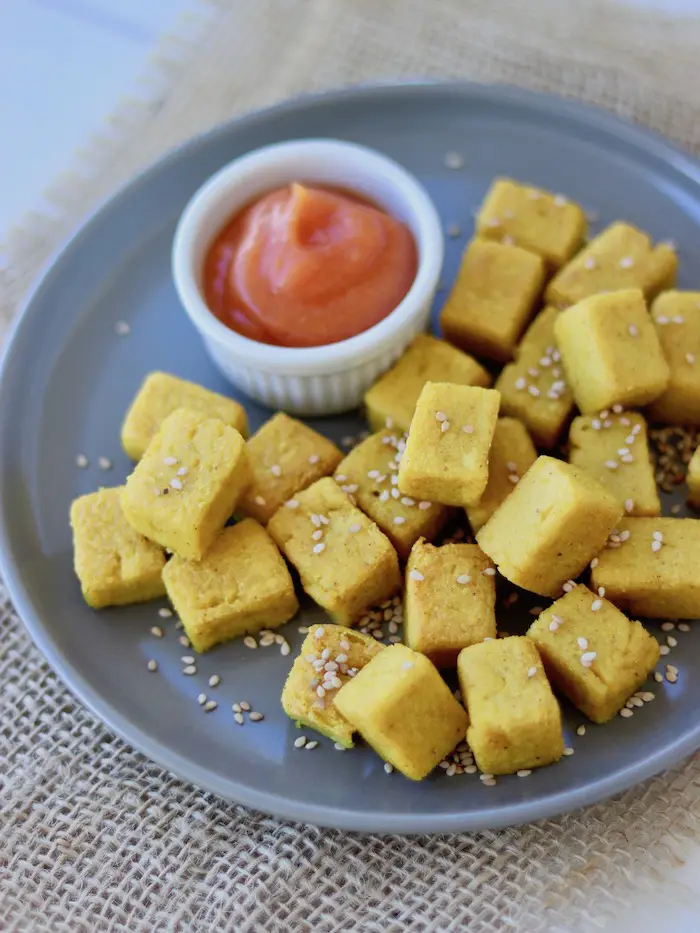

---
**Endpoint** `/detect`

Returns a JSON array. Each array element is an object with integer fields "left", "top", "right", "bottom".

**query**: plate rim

[{"left": 2, "top": 80, "right": 700, "bottom": 833}]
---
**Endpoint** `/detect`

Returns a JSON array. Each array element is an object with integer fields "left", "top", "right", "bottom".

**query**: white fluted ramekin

[{"left": 172, "top": 139, "right": 443, "bottom": 415}]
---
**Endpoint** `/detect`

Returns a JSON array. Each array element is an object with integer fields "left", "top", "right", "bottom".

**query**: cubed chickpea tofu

[
  {"left": 364, "top": 334, "right": 491, "bottom": 435},
  {"left": 70, "top": 487, "right": 166, "bottom": 609},
  {"left": 687, "top": 446, "right": 700, "bottom": 510},
  {"left": 477, "top": 456, "right": 623, "bottom": 597},
  {"left": 440, "top": 238, "right": 546, "bottom": 362},
  {"left": 528, "top": 585, "right": 660, "bottom": 723},
  {"left": 496, "top": 307, "right": 574, "bottom": 449},
  {"left": 281, "top": 624, "right": 384, "bottom": 747},
  {"left": 554, "top": 289, "right": 670, "bottom": 414},
  {"left": 333, "top": 644, "right": 468, "bottom": 780},
  {"left": 120, "top": 407, "right": 251, "bottom": 561},
  {"left": 267, "top": 478, "right": 400, "bottom": 626},
  {"left": 568, "top": 411, "right": 660, "bottom": 517},
  {"left": 457, "top": 636, "right": 564, "bottom": 774},
  {"left": 398, "top": 382, "right": 501, "bottom": 507},
  {"left": 475, "top": 178, "right": 587, "bottom": 269},
  {"left": 239, "top": 413, "right": 343, "bottom": 524},
  {"left": 590, "top": 517, "right": 700, "bottom": 619},
  {"left": 120, "top": 371, "right": 248, "bottom": 460},
  {"left": 162, "top": 519, "right": 298, "bottom": 653},
  {"left": 333, "top": 431, "right": 451, "bottom": 559},
  {"left": 404, "top": 540, "right": 496, "bottom": 667},
  {"left": 466, "top": 417, "right": 537, "bottom": 533},
  {"left": 546, "top": 221, "right": 678, "bottom": 309},
  {"left": 647, "top": 291, "right": 700, "bottom": 425}
]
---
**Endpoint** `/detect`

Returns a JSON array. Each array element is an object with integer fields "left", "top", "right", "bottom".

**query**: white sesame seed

[
  {"left": 313, "top": 542, "right": 326, "bottom": 554},
  {"left": 294, "top": 736, "right": 307, "bottom": 748},
  {"left": 517, "top": 769, "right": 532, "bottom": 777},
  {"left": 597, "top": 587, "right": 606, "bottom": 598},
  {"left": 182, "top": 665, "right": 197, "bottom": 676},
  {"left": 280, "top": 642, "right": 291, "bottom": 657},
  {"left": 305, "top": 741, "right": 319, "bottom": 750},
  {"left": 580, "top": 651, "right": 597, "bottom": 666},
  {"left": 204, "top": 701, "right": 218, "bottom": 713},
  {"left": 554, "top": 194, "right": 568, "bottom": 207},
  {"left": 239, "top": 701, "right": 251, "bottom": 712},
  {"left": 687, "top": 353, "right": 696, "bottom": 365},
  {"left": 197, "top": 693, "right": 207, "bottom": 706},
  {"left": 208, "top": 674, "right": 220, "bottom": 688},
  {"left": 656, "top": 315, "right": 669, "bottom": 325},
  {"left": 179, "top": 635, "right": 190, "bottom": 647},
  {"left": 435, "top": 411, "right": 447, "bottom": 422},
  {"left": 660, "top": 644, "right": 670, "bottom": 655},
  {"left": 679, "top": 622, "right": 691, "bottom": 632},
  {"left": 584, "top": 256, "right": 597, "bottom": 270},
  {"left": 335, "top": 474, "right": 347, "bottom": 484},
  {"left": 577, "top": 637, "right": 588, "bottom": 650},
  {"left": 314, "top": 627, "right": 325, "bottom": 639},
  {"left": 563, "top": 747, "right": 575, "bottom": 756},
  {"left": 147, "top": 659, "right": 158, "bottom": 672},
  {"left": 334, "top": 743, "right": 346, "bottom": 751},
  {"left": 445, "top": 150, "right": 465, "bottom": 170},
  {"left": 270, "top": 464, "right": 282, "bottom": 477},
  {"left": 348, "top": 523, "right": 361, "bottom": 533},
  {"left": 409, "top": 569, "right": 424, "bottom": 582},
  {"left": 383, "top": 762, "right": 394, "bottom": 774},
  {"left": 620, "top": 707, "right": 634, "bottom": 718},
  {"left": 624, "top": 498, "right": 634, "bottom": 513},
  {"left": 249, "top": 711, "right": 264, "bottom": 722},
  {"left": 576, "top": 724, "right": 586, "bottom": 736},
  {"left": 168, "top": 477, "right": 183, "bottom": 491},
  {"left": 514, "top": 377, "right": 527, "bottom": 391},
  {"left": 482, "top": 567, "right": 496, "bottom": 576},
  {"left": 456, "top": 574, "right": 471, "bottom": 585},
  {"left": 651, "top": 540, "right": 663, "bottom": 553},
  {"left": 243, "top": 636, "right": 258, "bottom": 649},
  {"left": 440, "top": 421, "right": 450, "bottom": 433},
  {"left": 308, "top": 454, "right": 320, "bottom": 465},
  {"left": 401, "top": 496, "right": 415, "bottom": 506},
  {"left": 619, "top": 529, "right": 631, "bottom": 542},
  {"left": 508, "top": 474, "right": 520, "bottom": 485},
  {"left": 590, "top": 557, "right": 599, "bottom": 569},
  {"left": 418, "top": 501, "right": 431, "bottom": 510},
  {"left": 393, "top": 516, "right": 406, "bottom": 525},
  {"left": 115, "top": 320, "right": 130, "bottom": 336},
  {"left": 527, "top": 367, "right": 540, "bottom": 378},
  {"left": 528, "top": 386, "right": 541, "bottom": 398},
  {"left": 673, "top": 316, "right": 685, "bottom": 324},
  {"left": 619, "top": 256, "right": 634, "bottom": 268},
  {"left": 667, "top": 635, "right": 678, "bottom": 647},
  {"left": 234, "top": 712, "right": 245, "bottom": 725},
  {"left": 319, "top": 515, "right": 329, "bottom": 525},
  {"left": 527, "top": 666, "right": 537, "bottom": 678},
  {"left": 285, "top": 500, "right": 299, "bottom": 511},
  {"left": 549, "top": 620, "right": 559, "bottom": 633},
  {"left": 311, "top": 529, "right": 324, "bottom": 541},
  {"left": 604, "top": 460, "right": 618, "bottom": 471},
  {"left": 591, "top": 600, "right": 602, "bottom": 612},
  {"left": 462, "top": 424, "right": 475, "bottom": 434}
]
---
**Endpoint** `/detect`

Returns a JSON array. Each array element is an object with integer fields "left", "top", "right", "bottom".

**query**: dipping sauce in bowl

[{"left": 202, "top": 182, "right": 418, "bottom": 348}]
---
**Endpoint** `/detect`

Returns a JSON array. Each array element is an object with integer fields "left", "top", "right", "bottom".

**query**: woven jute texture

[{"left": 4, "top": 2, "right": 700, "bottom": 930}]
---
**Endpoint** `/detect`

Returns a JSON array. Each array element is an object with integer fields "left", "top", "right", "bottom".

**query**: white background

[{"left": 2, "top": 1, "right": 700, "bottom": 930}]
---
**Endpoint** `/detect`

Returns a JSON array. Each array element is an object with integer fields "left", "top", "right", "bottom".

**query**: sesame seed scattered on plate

[
  {"left": 243, "top": 636, "right": 258, "bottom": 649},
  {"left": 75, "top": 454, "right": 89, "bottom": 468},
  {"left": 150, "top": 626, "right": 163, "bottom": 638},
  {"left": 197, "top": 693, "right": 207, "bottom": 705},
  {"left": 444, "top": 150, "right": 464, "bottom": 170},
  {"left": 158, "top": 607, "right": 173, "bottom": 618},
  {"left": 517, "top": 769, "right": 531, "bottom": 778},
  {"left": 667, "top": 635, "right": 678, "bottom": 647},
  {"left": 305, "top": 741, "right": 319, "bottom": 750},
  {"left": 249, "top": 711, "right": 264, "bottom": 722},
  {"left": 204, "top": 701, "right": 218, "bottom": 713},
  {"left": 208, "top": 674, "right": 220, "bottom": 688},
  {"left": 620, "top": 708, "right": 634, "bottom": 718},
  {"left": 147, "top": 659, "right": 158, "bottom": 672},
  {"left": 294, "top": 736, "right": 307, "bottom": 748},
  {"left": 659, "top": 644, "right": 670, "bottom": 655},
  {"left": 115, "top": 320, "right": 130, "bottom": 336},
  {"left": 563, "top": 747, "right": 575, "bottom": 756},
  {"left": 554, "top": 194, "right": 568, "bottom": 207},
  {"left": 234, "top": 712, "right": 245, "bottom": 725},
  {"left": 576, "top": 725, "right": 586, "bottom": 736},
  {"left": 182, "top": 665, "right": 197, "bottom": 676},
  {"left": 179, "top": 635, "right": 190, "bottom": 647}
]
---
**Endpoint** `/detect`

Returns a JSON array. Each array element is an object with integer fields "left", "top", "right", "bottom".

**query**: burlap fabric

[{"left": 3, "top": 2, "right": 700, "bottom": 930}]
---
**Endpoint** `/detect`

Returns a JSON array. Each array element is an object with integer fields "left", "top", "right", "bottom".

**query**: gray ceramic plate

[{"left": 2, "top": 83, "right": 700, "bottom": 834}]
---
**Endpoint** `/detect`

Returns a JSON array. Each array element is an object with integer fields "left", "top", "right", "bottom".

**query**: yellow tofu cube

[
  {"left": 440, "top": 238, "right": 546, "bottom": 362},
  {"left": 457, "top": 636, "right": 564, "bottom": 773},
  {"left": 364, "top": 334, "right": 491, "bottom": 435},
  {"left": 70, "top": 487, "right": 166, "bottom": 609},
  {"left": 687, "top": 446, "right": 700, "bottom": 510},
  {"left": 477, "top": 456, "right": 623, "bottom": 597},
  {"left": 333, "top": 644, "right": 468, "bottom": 780},
  {"left": 568, "top": 411, "right": 660, "bottom": 517},
  {"left": 546, "top": 221, "right": 678, "bottom": 308},
  {"left": 281, "top": 624, "right": 383, "bottom": 747},
  {"left": 238, "top": 413, "right": 342, "bottom": 525},
  {"left": 333, "top": 431, "right": 451, "bottom": 559},
  {"left": 398, "top": 383, "right": 501, "bottom": 507},
  {"left": 528, "top": 584, "right": 660, "bottom": 723},
  {"left": 476, "top": 178, "right": 587, "bottom": 268},
  {"left": 404, "top": 540, "right": 496, "bottom": 667},
  {"left": 121, "top": 371, "right": 248, "bottom": 460},
  {"left": 162, "top": 519, "right": 298, "bottom": 652},
  {"left": 496, "top": 307, "right": 574, "bottom": 448},
  {"left": 121, "top": 407, "right": 251, "bottom": 560},
  {"left": 590, "top": 517, "right": 700, "bottom": 619},
  {"left": 267, "top": 478, "right": 400, "bottom": 625},
  {"left": 467, "top": 417, "right": 538, "bottom": 532},
  {"left": 647, "top": 291, "right": 700, "bottom": 425},
  {"left": 554, "top": 289, "right": 670, "bottom": 414}
]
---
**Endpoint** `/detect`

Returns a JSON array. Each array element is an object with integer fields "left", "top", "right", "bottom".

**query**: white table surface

[{"left": 2, "top": 2, "right": 700, "bottom": 930}]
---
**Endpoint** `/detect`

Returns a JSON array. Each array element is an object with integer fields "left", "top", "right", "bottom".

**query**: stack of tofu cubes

[{"left": 70, "top": 174, "right": 700, "bottom": 785}]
